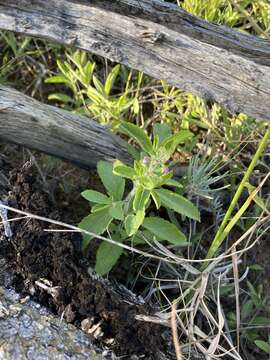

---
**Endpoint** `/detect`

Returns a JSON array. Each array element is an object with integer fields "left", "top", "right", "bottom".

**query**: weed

[
  {"left": 79, "top": 123, "right": 200, "bottom": 275},
  {"left": 46, "top": 50, "right": 138, "bottom": 127},
  {"left": 177, "top": 0, "right": 270, "bottom": 37}
]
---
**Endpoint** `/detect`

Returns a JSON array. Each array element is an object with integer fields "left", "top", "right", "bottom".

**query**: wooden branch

[
  {"left": 0, "top": 0, "right": 269, "bottom": 121},
  {"left": 0, "top": 85, "right": 131, "bottom": 169}
]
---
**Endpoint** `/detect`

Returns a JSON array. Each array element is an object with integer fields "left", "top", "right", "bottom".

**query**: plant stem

[{"left": 205, "top": 124, "right": 270, "bottom": 262}]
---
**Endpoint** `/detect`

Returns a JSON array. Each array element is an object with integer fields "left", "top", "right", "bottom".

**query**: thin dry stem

[{"left": 171, "top": 300, "right": 183, "bottom": 360}]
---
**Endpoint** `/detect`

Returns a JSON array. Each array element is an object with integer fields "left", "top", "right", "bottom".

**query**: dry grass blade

[
  {"left": 207, "top": 277, "right": 225, "bottom": 358},
  {"left": 171, "top": 300, "right": 183, "bottom": 360}
]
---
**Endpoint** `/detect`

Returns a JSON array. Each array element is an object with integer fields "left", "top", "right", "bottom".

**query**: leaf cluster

[
  {"left": 79, "top": 123, "right": 200, "bottom": 275},
  {"left": 46, "top": 50, "right": 138, "bottom": 126}
]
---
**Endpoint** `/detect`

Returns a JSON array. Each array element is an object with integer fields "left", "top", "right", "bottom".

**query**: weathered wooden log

[
  {"left": 0, "top": 86, "right": 131, "bottom": 169},
  {"left": 0, "top": 0, "right": 269, "bottom": 121}
]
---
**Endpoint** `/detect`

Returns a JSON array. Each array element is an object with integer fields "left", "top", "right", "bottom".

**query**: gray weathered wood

[
  {"left": 0, "top": 86, "right": 131, "bottom": 169},
  {"left": 0, "top": 0, "right": 269, "bottom": 121}
]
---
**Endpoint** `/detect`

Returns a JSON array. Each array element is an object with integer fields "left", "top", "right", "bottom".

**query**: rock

[{"left": 0, "top": 286, "right": 104, "bottom": 360}]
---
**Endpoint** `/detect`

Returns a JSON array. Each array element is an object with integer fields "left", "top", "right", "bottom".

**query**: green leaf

[
  {"left": 255, "top": 340, "right": 270, "bottom": 354},
  {"left": 134, "top": 160, "right": 145, "bottom": 176},
  {"left": 126, "top": 143, "right": 140, "bottom": 160},
  {"left": 133, "top": 186, "right": 150, "bottom": 212},
  {"left": 140, "top": 176, "right": 156, "bottom": 190},
  {"left": 131, "top": 230, "right": 152, "bottom": 245},
  {"left": 109, "top": 201, "right": 124, "bottom": 220},
  {"left": 95, "top": 239, "right": 123, "bottom": 275},
  {"left": 154, "top": 189, "right": 200, "bottom": 221},
  {"left": 92, "top": 75, "right": 106, "bottom": 97},
  {"left": 48, "top": 93, "right": 73, "bottom": 103},
  {"left": 150, "top": 190, "right": 161, "bottom": 209},
  {"left": 153, "top": 123, "right": 172, "bottom": 144},
  {"left": 241, "top": 299, "right": 253, "bottom": 321},
  {"left": 165, "top": 178, "right": 184, "bottom": 189},
  {"left": 91, "top": 204, "right": 110, "bottom": 213},
  {"left": 249, "top": 264, "right": 263, "bottom": 271},
  {"left": 133, "top": 97, "right": 140, "bottom": 115},
  {"left": 247, "top": 281, "right": 261, "bottom": 308},
  {"left": 113, "top": 160, "right": 137, "bottom": 180},
  {"left": 56, "top": 59, "right": 70, "bottom": 78},
  {"left": 79, "top": 208, "right": 113, "bottom": 250},
  {"left": 143, "top": 217, "right": 187, "bottom": 245},
  {"left": 81, "top": 190, "right": 111, "bottom": 204},
  {"left": 104, "top": 64, "right": 120, "bottom": 96},
  {"left": 155, "top": 171, "right": 173, "bottom": 187},
  {"left": 97, "top": 161, "right": 125, "bottom": 201},
  {"left": 87, "top": 86, "right": 105, "bottom": 103},
  {"left": 82, "top": 62, "right": 95, "bottom": 86},
  {"left": 118, "top": 122, "right": 154, "bottom": 155},
  {"left": 160, "top": 130, "right": 193, "bottom": 155},
  {"left": 125, "top": 210, "right": 145, "bottom": 236},
  {"left": 45, "top": 75, "right": 71, "bottom": 85},
  {"left": 251, "top": 316, "right": 270, "bottom": 326}
]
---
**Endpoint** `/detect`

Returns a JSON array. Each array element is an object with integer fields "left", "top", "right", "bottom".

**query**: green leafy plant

[
  {"left": 0, "top": 32, "right": 53, "bottom": 89},
  {"left": 79, "top": 123, "right": 200, "bottom": 275},
  {"left": 46, "top": 50, "right": 137, "bottom": 126},
  {"left": 151, "top": 80, "right": 259, "bottom": 152},
  {"left": 183, "top": 153, "right": 229, "bottom": 200},
  {"left": 177, "top": 0, "right": 270, "bottom": 37},
  {"left": 46, "top": 50, "right": 95, "bottom": 109},
  {"left": 255, "top": 339, "right": 270, "bottom": 356},
  {"left": 179, "top": 0, "right": 240, "bottom": 26}
]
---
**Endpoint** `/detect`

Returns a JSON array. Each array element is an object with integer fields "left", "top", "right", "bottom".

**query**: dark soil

[{"left": 0, "top": 146, "right": 169, "bottom": 359}]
